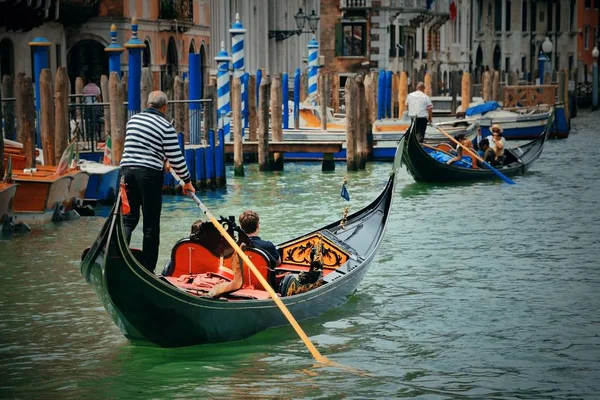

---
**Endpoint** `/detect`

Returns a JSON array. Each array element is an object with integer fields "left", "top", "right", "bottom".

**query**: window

[
  {"left": 570, "top": 0, "right": 576, "bottom": 31},
  {"left": 531, "top": 2, "right": 537, "bottom": 31},
  {"left": 336, "top": 23, "right": 367, "bottom": 57},
  {"left": 585, "top": 0, "right": 591, "bottom": 8},
  {"left": 390, "top": 23, "right": 396, "bottom": 56},
  {"left": 0, "top": 38, "right": 14, "bottom": 77},
  {"left": 596, "top": 0, "right": 599, "bottom": 9},
  {"left": 521, "top": 55, "right": 526, "bottom": 75},
  {"left": 506, "top": 0, "right": 511, "bottom": 31},
  {"left": 56, "top": 44, "right": 61, "bottom": 68},
  {"left": 585, "top": 25, "right": 590, "bottom": 49},
  {"left": 494, "top": 0, "right": 502, "bottom": 31},
  {"left": 568, "top": 55, "right": 574, "bottom": 72},
  {"left": 522, "top": 1, "right": 527, "bottom": 30},
  {"left": 505, "top": 57, "right": 510, "bottom": 72}
]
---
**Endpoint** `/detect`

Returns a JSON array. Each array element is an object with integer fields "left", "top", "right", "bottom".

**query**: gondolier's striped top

[{"left": 120, "top": 108, "right": 190, "bottom": 183}]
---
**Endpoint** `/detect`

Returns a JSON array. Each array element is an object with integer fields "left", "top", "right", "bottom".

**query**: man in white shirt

[{"left": 406, "top": 82, "right": 433, "bottom": 143}]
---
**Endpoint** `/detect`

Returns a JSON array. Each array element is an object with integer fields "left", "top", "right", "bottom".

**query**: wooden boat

[
  {"left": 400, "top": 115, "right": 550, "bottom": 183},
  {"left": 10, "top": 168, "right": 89, "bottom": 225},
  {"left": 77, "top": 160, "right": 119, "bottom": 204},
  {"left": 0, "top": 182, "right": 17, "bottom": 228},
  {"left": 80, "top": 143, "right": 402, "bottom": 347}
]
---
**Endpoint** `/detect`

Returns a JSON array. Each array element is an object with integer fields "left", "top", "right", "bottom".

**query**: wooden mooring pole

[
  {"left": 40, "top": 69, "right": 55, "bottom": 166},
  {"left": 232, "top": 77, "right": 244, "bottom": 176},
  {"left": 54, "top": 67, "right": 69, "bottom": 165},
  {"left": 100, "top": 74, "right": 110, "bottom": 142},
  {"left": 248, "top": 75, "right": 257, "bottom": 141},
  {"left": 355, "top": 74, "right": 367, "bottom": 169},
  {"left": 345, "top": 77, "right": 358, "bottom": 171},
  {"left": 109, "top": 72, "right": 125, "bottom": 165},
  {"left": 18, "top": 75, "right": 36, "bottom": 169},
  {"left": 271, "top": 74, "right": 284, "bottom": 171},
  {"left": 257, "top": 74, "right": 270, "bottom": 171}
]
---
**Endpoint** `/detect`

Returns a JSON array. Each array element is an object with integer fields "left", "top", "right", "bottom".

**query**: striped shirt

[{"left": 121, "top": 108, "right": 190, "bottom": 183}]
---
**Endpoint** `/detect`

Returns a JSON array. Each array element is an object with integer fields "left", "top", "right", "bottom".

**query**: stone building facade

[{"left": 209, "top": 0, "right": 320, "bottom": 76}]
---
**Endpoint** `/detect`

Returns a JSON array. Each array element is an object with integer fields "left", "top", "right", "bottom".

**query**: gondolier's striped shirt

[{"left": 120, "top": 108, "right": 190, "bottom": 183}]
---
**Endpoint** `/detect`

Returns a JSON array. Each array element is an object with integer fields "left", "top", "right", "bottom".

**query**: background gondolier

[
  {"left": 406, "top": 82, "right": 433, "bottom": 143},
  {"left": 120, "top": 90, "right": 195, "bottom": 273}
]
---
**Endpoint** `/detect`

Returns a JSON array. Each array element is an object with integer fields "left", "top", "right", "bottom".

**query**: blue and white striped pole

[
  {"left": 124, "top": 17, "right": 146, "bottom": 117},
  {"left": 215, "top": 41, "right": 231, "bottom": 136},
  {"left": 307, "top": 35, "right": 319, "bottom": 105},
  {"left": 230, "top": 13, "right": 246, "bottom": 129},
  {"left": 105, "top": 24, "right": 124, "bottom": 75}
]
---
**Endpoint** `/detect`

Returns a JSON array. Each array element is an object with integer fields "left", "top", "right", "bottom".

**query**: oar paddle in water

[
  {"left": 170, "top": 170, "right": 365, "bottom": 372},
  {"left": 433, "top": 124, "right": 516, "bottom": 185}
]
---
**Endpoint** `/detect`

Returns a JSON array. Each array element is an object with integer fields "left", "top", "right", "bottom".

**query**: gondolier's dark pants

[
  {"left": 121, "top": 166, "right": 163, "bottom": 273},
  {"left": 414, "top": 117, "right": 428, "bottom": 143}
]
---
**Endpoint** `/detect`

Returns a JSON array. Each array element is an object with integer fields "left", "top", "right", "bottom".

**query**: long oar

[
  {"left": 169, "top": 171, "right": 330, "bottom": 364},
  {"left": 433, "top": 124, "right": 516, "bottom": 185}
]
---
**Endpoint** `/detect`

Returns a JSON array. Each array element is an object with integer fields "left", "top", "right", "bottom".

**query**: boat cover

[{"left": 465, "top": 101, "right": 500, "bottom": 116}]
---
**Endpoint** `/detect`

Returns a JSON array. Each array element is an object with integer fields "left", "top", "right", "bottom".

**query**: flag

[
  {"left": 449, "top": 0, "right": 457, "bottom": 21},
  {"left": 340, "top": 179, "right": 350, "bottom": 202},
  {"left": 120, "top": 182, "right": 131, "bottom": 215},
  {"left": 55, "top": 139, "right": 76, "bottom": 176},
  {"left": 103, "top": 135, "right": 112, "bottom": 165}
]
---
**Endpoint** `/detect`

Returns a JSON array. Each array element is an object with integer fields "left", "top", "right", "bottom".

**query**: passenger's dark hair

[
  {"left": 454, "top": 133, "right": 466, "bottom": 141},
  {"left": 239, "top": 210, "right": 259, "bottom": 234}
]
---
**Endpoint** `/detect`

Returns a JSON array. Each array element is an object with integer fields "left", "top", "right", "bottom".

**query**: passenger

[
  {"left": 446, "top": 133, "right": 473, "bottom": 165},
  {"left": 239, "top": 210, "right": 281, "bottom": 267},
  {"left": 488, "top": 124, "right": 506, "bottom": 165},
  {"left": 478, "top": 138, "right": 495, "bottom": 162}
]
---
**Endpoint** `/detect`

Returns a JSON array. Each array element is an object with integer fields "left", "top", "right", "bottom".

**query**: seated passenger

[
  {"left": 446, "top": 133, "right": 473, "bottom": 165},
  {"left": 489, "top": 124, "right": 506, "bottom": 164},
  {"left": 239, "top": 210, "right": 281, "bottom": 267}
]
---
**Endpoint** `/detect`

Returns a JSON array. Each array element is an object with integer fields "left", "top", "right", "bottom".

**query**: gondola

[
  {"left": 400, "top": 114, "right": 551, "bottom": 184},
  {"left": 80, "top": 141, "right": 403, "bottom": 348}
]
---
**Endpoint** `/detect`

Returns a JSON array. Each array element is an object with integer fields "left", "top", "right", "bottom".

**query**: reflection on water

[{"left": 1, "top": 112, "right": 600, "bottom": 398}]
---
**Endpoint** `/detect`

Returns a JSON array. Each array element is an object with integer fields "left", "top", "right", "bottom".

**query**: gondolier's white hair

[{"left": 148, "top": 91, "right": 168, "bottom": 108}]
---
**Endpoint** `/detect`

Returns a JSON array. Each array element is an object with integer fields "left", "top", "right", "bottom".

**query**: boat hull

[
  {"left": 401, "top": 119, "right": 549, "bottom": 183},
  {"left": 0, "top": 183, "right": 17, "bottom": 224},
  {"left": 78, "top": 162, "right": 120, "bottom": 204},
  {"left": 11, "top": 172, "right": 72, "bottom": 225}
]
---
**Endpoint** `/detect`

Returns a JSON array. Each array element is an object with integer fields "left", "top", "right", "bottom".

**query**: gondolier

[
  {"left": 120, "top": 90, "right": 195, "bottom": 273},
  {"left": 406, "top": 82, "right": 433, "bottom": 143}
]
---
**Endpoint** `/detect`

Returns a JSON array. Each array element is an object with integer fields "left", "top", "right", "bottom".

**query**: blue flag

[{"left": 340, "top": 181, "right": 350, "bottom": 201}]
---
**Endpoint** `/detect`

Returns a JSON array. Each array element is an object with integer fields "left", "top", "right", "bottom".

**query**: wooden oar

[
  {"left": 433, "top": 124, "right": 516, "bottom": 185},
  {"left": 169, "top": 171, "right": 330, "bottom": 364}
]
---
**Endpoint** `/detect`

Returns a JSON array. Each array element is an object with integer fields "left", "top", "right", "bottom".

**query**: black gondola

[
  {"left": 80, "top": 141, "right": 403, "bottom": 348},
  {"left": 400, "top": 114, "right": 551, "bottom": 183}
]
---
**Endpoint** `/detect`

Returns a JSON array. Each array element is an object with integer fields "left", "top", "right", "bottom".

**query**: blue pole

[
  {"left": 216, "top": 128, "right": 225, "bottom": 185},
  {"left": 256, "top": 68, "right": 262, "bottom": 105},
  {"left": 282, "top": 72, "right": 289, "bottom": 129},
  {"left": 206, "top": 129, "right": 215, "bottom": 186},
  {"left": 105, "top": 24, "right": 124, "bottom": 75},
  {"left": 293, "top": 68, "right": 300, "bottom": 127},
  {"left": 185, "top": 148, "right": 196, "bottom": 184},
  {"left": 377, "top": 71, "right": 385, "bottom": 119},
  {"left": 124, "top": 17, "right": 145, "bottom": 117},
  {"left": 538, "top": 54, "right": 546, "bottom": 85},
  {"left": 189, "top": 53, "right": 202, "bottom": 144},
  {"left": 195, "top": 148, "right": 206, "bottom": 187},
  {"left": 29, "top": 37, "right": 51, "bottom": 148}
]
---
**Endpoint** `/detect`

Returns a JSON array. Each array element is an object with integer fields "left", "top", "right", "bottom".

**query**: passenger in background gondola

[
  {"left": 239, "top": 210, "right": 281, "bottom": 267},
  {"left": 489, "top": 124, "right": 506, "bottom": 160},
  {"left": 446, "top": 133, "right": 473, "bottom": 165}
]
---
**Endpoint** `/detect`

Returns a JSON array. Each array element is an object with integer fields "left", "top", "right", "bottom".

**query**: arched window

[
  {"left": 143, "top": 40, "right": 151, "bottom": 67},
  {"left": 189, "top": 39, "right": 195, "bottom": 55},
  {"left": 0, "top": 38, "right": 14, "bottom": 77},
  {"left": 493, "top": 45, "right": 501, "bottom": 70},
  {"left": 166, "top": 36, "right": 178, "bottom": 75},
  {"left": 522, "top": 1, "right": 528, "bottom": 31}
]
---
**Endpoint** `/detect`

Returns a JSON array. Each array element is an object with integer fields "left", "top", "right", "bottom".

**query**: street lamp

[
  {"left": 269, "top": 8, "right": 320, "bottom": 41},
  {"left": 538, "top": 37, "right": 553, "bottom": 85},
  {"left": 593, "top": 46, "right": 599, "bottom": 110}
]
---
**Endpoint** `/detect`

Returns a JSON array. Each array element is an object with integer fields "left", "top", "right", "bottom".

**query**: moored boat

[
  {"left": 400, "top": 115, "right": 551, "bottom": 183},
  {"left": 0, "top": 182, "right": 17, "bottom": 230},
  {"left": 80, "top": 141, "right": 402, "bottom": 347},
  {"left": 77, "top": 160, "right": 119, "bottom": 204}
]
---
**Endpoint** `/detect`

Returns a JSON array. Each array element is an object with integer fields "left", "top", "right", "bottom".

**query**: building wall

[
  {"left": 0, "top": 25, "right": 67, "bottom": 79},
  {"left": 577, "top": 0, "right": 600, "bottom": 79},
  {"left": 209, "top": 0, "right": 318, "bottom": 76}
]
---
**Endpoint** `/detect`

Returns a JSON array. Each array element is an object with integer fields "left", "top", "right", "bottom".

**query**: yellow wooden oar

[{"left": 169, "top": 171, "right": 329, "bottom": 364}]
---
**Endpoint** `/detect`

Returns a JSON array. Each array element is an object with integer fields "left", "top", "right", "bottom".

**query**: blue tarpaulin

[{"left": 465, "top": 101, "right": 500, "bottom": 116}]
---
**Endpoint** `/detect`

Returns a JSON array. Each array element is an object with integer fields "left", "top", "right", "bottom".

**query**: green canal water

[{"left": 1, "top": 111, "right": 599, "bottom": 399}]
